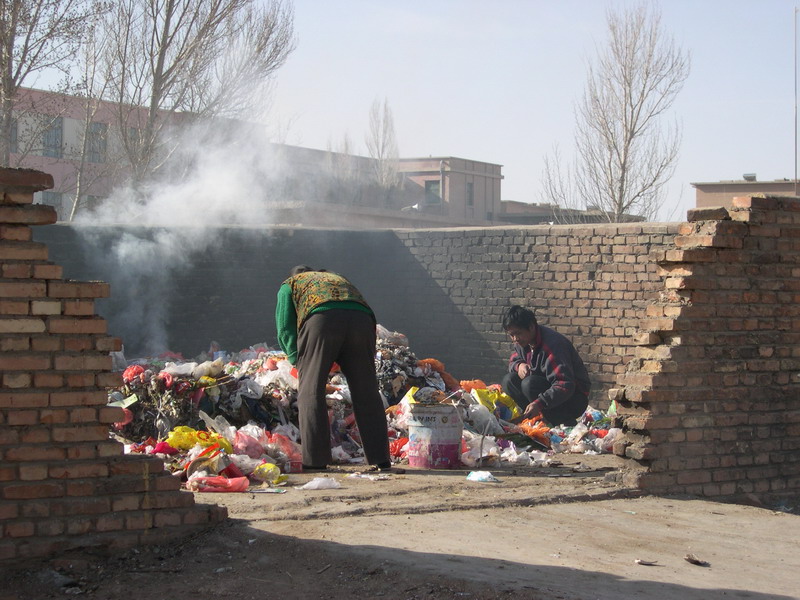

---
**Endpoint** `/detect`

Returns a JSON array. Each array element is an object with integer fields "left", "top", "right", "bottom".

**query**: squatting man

[{"left": 501, "top": 305, "right": 591, "bottom": 426}]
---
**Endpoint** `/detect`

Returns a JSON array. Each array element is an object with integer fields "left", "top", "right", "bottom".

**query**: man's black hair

[
  {"left": 289, "top": 265, "right": 314, "bottom": 276},
  {"left": 502, "top": 305, "right": 537, "bottom": 330}
]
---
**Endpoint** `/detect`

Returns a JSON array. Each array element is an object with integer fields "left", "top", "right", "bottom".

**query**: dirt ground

[{"left": 3, "top": 454, "right": 799, "bottom": 600}]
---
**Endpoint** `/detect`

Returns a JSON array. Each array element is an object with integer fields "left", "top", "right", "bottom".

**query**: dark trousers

[
  {"left": 296, "top": 309, "right": 390, "bottom": 467},
  {"left": 501, "top": 372, "right": 588, "bottom": 427}
]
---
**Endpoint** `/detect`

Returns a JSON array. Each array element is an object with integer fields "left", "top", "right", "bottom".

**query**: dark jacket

[{"left": 508, "top": 324, "right": 591, "bottom": 410}]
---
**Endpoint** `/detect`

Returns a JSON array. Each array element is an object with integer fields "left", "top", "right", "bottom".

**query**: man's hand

[
  {"left": 516, "top": 363, "right": 530, "bottom": 379},
  {"left": 523, "top": 401, "right": 542, "bottom": 419}
]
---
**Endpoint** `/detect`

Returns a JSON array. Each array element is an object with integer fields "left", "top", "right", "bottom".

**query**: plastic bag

[
  {"left": 465, "top": 404, "right": 505, "bottom": 436},
  {"left": 187, "top": 476, "right": 249, "bottom": 492},
  {"left": 471, "top": 388, "right": 521, "bottom": 421},
  {"left": 234, "top": 430, "right": 264, "bottom": 459},
  {"left": 298, "top": 477, "right": 342, "bottom": 490},
  {"left": 251, "top": 462, "right": 285, "bottom": 484},
  {"left": 198, "top": 410, "right": 237, "bottom": 443}
]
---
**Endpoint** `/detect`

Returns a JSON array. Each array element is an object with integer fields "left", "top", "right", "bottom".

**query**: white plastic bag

[{"left": 298, "top": 477, "right": 342, "bottom": 490}]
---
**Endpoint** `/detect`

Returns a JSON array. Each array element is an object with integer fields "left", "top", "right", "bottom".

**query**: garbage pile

[{"left": 107, "top": 326, "right": 620, "bottom": 492}]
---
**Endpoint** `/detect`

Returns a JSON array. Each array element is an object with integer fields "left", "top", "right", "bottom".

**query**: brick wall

[
  {"left": 611, "top": 200, "right": 800, "bottom": 498},
  {"left": 23, "top": 174, "right": 800, "bottom": 507},
  {"left": 0, "top": 168, "right": 225, "bottom": 564}
]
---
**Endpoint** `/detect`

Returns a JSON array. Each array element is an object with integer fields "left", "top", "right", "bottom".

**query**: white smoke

[{"left": 73, "top": 119, "right": 290, "bottom": 357}]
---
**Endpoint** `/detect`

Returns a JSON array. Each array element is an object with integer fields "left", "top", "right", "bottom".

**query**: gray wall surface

[{"left": 34, "top": 222, "right": 680, "bottom": 406}]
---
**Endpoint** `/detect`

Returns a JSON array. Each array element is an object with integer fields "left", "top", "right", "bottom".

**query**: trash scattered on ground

[
  {"left": 466, "top": 471, "right": 501, "bottom": 483},
  {"left": 106, "top": 326, "right": 619, "bottom": 493},
  {"left": 684, "top": 554, "right": 710, "bottom": 567},
  {"left": 299, "top": 477, "right": 343, "bottom": 490},
  {"left": 634, "top": 559, "right": 659, "bottom": 566}
]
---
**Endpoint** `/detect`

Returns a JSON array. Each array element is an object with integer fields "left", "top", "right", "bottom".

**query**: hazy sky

[{"left": 266, "top": 0, "right": 798, "bottom": 221}]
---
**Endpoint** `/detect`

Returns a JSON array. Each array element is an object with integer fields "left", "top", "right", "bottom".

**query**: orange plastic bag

[
  {"left": 187, "top": 476, "right": 249, "bottom": 492},
  {"left": 460, "top": 379, "right": 488, "bottom": 392},
  {"left": 517, "top": 416, "right": 552, "bottom": 447}
]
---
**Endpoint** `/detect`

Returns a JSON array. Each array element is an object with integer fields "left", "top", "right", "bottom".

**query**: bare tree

[
  {"left": 0, "top": 0, "right": 102, "bottom": 166},
  {"left": 365, "top": 97, "right": 400, "bottom": 204},
  {"left": 100, "top": 0, "right": 295, "bottom": 186},
  {"left": 542, "top": 4, "right": 690, "bottom": 222},
  {"left": 69, "top": 16, "right": 120, "bottom": 221}
]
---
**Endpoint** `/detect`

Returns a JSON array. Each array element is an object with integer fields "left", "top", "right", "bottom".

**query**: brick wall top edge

[{"left": 0, "top": 168, "right": 54, "bottom": 194}]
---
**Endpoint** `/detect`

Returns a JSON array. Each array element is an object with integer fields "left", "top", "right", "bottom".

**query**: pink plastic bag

[
  {"left": 234, "top": 430, "right": 264, "bottom": 458},
  {"left": 187, "top": 476, "right": 249, "bottom": 492}
]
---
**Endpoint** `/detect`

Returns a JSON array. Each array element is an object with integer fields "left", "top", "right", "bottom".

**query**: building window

[
  {"left": 466, "top": 182, "right": 474, "bottom": 207},
  {"left": 88, "top": 122, "right": 107, "bottom": 163},
  {"left": 128, "top": 127, "right": 142, "bottom": 151},
  {"left": 425, "top": 180, "right": 441, "bottom": 204},
  {"left": 42, "top": 116, "right": 63, "bottom": 158},
  {"left": 10, "top": 119, "right": 17, "bottom": 154}
]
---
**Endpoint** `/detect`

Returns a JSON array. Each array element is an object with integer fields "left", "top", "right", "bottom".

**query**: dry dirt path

[{"left": 4, "top": 455, "right": 799, "bottom": 600}]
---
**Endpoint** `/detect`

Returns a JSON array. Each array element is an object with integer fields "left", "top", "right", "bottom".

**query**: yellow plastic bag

[
  {"left": 165, "top": 426, "right": 200, "bottom": 450},
  {"left": 251, "top": 462, "right": 287, "bottom": 485},
  {"left": 471, "top": 388, "right": 521, "bottom": 420},
  {"left": 165, "top": 426, "right": 233, "bottom": 454}
]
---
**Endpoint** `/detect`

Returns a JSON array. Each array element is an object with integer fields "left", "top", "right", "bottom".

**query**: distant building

[
  {"left": 7, "top": 87, "right": 506, "bottom": 228},
  {"left": 692, "top": 175, "right": 800, "bottom": 208}
]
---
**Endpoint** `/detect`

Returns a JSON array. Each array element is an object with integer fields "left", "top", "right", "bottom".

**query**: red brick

[
  {"left": 0, "top": 241, "right": 48, "bottom": 260},
  {"left": 36, "top": 519, "right": 66, "bottom": 536},
  {"left": 96, "top": 514, "right": 125, "bottom": 532},
  {"left": 39, "top": 408, "right": 69, "bottom": 424},
  {"left": 47, "top": 316, "right": 108, "bottom": 335},
  {"left": 2, "top": 482, "right": 64, "bottom": 499},
  {"left": 68, "top": 407, "right": 97, "bottom": 422},
  {"left": 0, "top": 281, "right": 46, "bottom": 298},
  {"left": 47, "top": 281, "right": 110, "bottom": 299},
  {"left": 30, "top": 336, "right": 61, "bottom": 351},
  {"left": 54, "top": 354, "right": 112, "bottom": 371},
  {"left": 19, "top": 427, "right": 51, "bottom": 444},
  {"left": 2, "top": 372, "right": 31, "bottom": 387},
  {"left": 0, "top": 299, "right": 29, "bottom": 314},
  {"left": 32, "top": 263, "right": 63, "bottom": 279},
  {"left": 49, "top": 390, "right": 107, "bottom": 407},
  {"left": 0, "top": 224, "right": 31, "bottom": 241},
  {"left": 0, "top": 318, "right": 45, "bottom": 333},
  {"left": 63, "top": 337, "right": 93, "bottom": 352},
  {"left": 51, "top": 424, "right": 108, "bottom": 443},
  {"left": 0, "top": 354, "right": 51, "bottom": 370},
  {"left": 112, "top": 495, "right": 142, "bottom": 512},
  {"left": 95, "top": 336, "right": 122, "bottom": 352},
  {"left": 0, "top": 391, "right": 49, "bottom": 408},
  {"left": 0, "top": 503, "right": 19, "bottom": 519},
  {"left": 65, "top": 373, "right": 95, "bottom": 387},
  {"left": 4, "top": 521, "right": 35, "bottom": 537},
  {"left": 49, "top": 462, "right": 108, "bottom": 479},
  {"left": 96, "top": 372, "right": 123, "bottom": 387},
  {"left": 0, "top": 167, "right": 54, "bottom": 192},
  {"left": 63, "top": 300, "right": 95, "bottom": 316},
  {"left": 0, "top": 204, "right": 57, "bottom": 225},
  {"left": 7, "top": 409, "right": 39, "bottom": 426},
  {"left": 4, "top": 446, "right": 65, "bottom": 461},
  {"left": 99, "top": 406, "right": 124, "bottom": 424},
  {"left": 33, "top": 372, "right": 64, "bottom": 387},
  {"left": 18, "top": 464, "right": 49, "bottom": 480},
  {"left": 1, "top": 262, "right": 31, "bottom": 277},
  {"left": 0, "top": 337, "right": 29, "bottom": 351}
]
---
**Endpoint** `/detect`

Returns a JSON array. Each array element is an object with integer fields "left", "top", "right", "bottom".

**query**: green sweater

[{"left": 275, "top": 283, "right": 373, "bottom": 364}]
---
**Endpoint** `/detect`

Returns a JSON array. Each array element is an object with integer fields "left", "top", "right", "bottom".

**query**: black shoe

[
  {"left": 372, "top": 462, "right": 406, "bottom": 474},
  {"left": 302, "top": 464, "right": 328, "bottom": 472}
]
